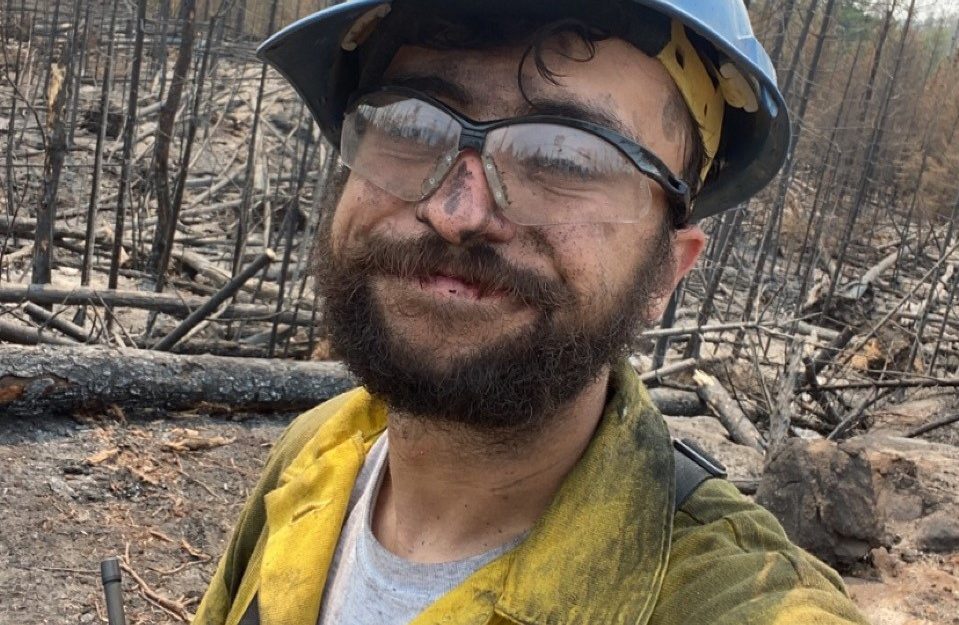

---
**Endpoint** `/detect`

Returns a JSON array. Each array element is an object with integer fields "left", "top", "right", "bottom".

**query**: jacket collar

[
  {"left": 259, "top": 390, "right": 389, "bottom": 625},
  {"left": 494, "top": 361, "right": 675, "bottom": 625}
]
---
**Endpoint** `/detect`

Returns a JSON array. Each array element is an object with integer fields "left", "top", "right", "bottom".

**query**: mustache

[{"left": 331, "top": 233, "right": 575, "bottom": 312}]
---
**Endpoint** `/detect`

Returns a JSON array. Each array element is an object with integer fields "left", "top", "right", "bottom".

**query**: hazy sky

[
  {"left": 914, "top": 0, "right": 959, "bottom": 18},
  {"left": 855, "top": 0, "right": 958, "bottom": 19}
]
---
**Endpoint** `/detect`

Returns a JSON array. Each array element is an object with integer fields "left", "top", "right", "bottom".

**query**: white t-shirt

[{"left": 317, "top": 435, "right": 526, "bottom": 625}]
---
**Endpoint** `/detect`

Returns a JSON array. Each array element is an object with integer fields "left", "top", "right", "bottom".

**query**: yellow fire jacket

[{"left": 193, "top": 363, "right": 869, "bottom": 625}]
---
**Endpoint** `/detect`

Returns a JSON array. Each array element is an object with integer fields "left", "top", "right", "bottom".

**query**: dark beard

[{"left": 313, "top": 221, "right": 674, "bottom": 435}]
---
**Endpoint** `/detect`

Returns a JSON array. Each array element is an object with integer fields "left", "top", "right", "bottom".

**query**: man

[{"left": 196, "top": 1, "right": 869, "bottom": 624}]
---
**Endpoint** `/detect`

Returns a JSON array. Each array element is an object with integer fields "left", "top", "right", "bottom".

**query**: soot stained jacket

[{"left": 193, "top": 362, "right": 869, "bottom": 625}]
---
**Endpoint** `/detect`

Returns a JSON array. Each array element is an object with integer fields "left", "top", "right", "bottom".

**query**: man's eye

[
  {"left": 373, "top": 120, "right": 441, "bottom": 144},
  {"left": 376, "top": 145, "right": 432, "bottom": 161},
  {"left": 370, "top": 128, "right": 438, "bottom": 156},
  {"left": 404, "top": 128, "right": 445, "bottom": 145},
  {"left": 527, "top": 155, "right": 594, "bottom": 180}
]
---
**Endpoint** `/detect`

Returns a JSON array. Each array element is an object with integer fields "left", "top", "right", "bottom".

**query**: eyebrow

[
  {"left": 520, "top": 98, "right": 644, "bottom": 144},
  {"left": 386, "top": 73, "right": 472, "bottom": 107}
]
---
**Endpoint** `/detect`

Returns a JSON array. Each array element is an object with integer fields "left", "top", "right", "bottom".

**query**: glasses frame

[{"left": 344, "top": 86, "right": 693, "bottom": 228}]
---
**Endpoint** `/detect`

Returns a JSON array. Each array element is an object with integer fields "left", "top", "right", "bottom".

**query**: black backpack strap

[{"left": 673, "top": 438, "right": 727, "bottom": 511}]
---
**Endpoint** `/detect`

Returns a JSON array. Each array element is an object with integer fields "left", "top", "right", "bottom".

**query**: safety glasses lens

[
  {"left": 485, "top": 124, "right": 652, "bottom": 226},
  {"left": 341, "top": 93, "right": 654, "bottom": 226},
  {"left": 341, "top": 92, "right": 460, "bottom": 201}
]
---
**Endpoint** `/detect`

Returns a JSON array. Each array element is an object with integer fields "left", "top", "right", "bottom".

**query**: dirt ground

[
  {"left": 0, "top": 410, "right": 291, "bottom": 624},
  {"left": 1, "top": 410, "right": 957, "bottom": 625},
  {"left": 847, "top": 558, "right": 959, "bottom": 625}
]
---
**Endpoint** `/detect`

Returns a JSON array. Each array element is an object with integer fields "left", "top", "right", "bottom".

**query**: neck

[{"left": 372, "top": 367, "right": 611, "bottom": 564}]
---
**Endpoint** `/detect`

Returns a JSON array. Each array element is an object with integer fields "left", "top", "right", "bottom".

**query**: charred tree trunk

[
  {"left": 824, "top": 0, "right": 917, "bottom": 315},
  {"left": 107, "top": 0, "right": 147, "bottom": 292},
  {"left": 769, "top": 0, "right": 799, "bottom": 68},
  {"left": 0, "top": 284, "right": 311, "bottom": 325},
  {"left": 781, "top": 0, "right": 821, "bottom": 100},
  {"left": 762, "top": 0, "right": 837, "bottom": 287},
  {"left": 148, "top": 0, "right": 197, "bottom": 283},
  {"left": 685, "top": 209, "right": 744, "bottom": 359},
  {"left": 232, "top": 0, "right": 280, "bottom": 279},
  {"left": 1, "top": 4, "right": 27, "bottom": 271},
  {"left": 820, "top": 3, "right": 897, "bottom": 312},
  {"left": 80, "top": 0, "right": 119, "bottom": 290},
  {"left": 31, "top": 0, "right": 81, "bottom": 288}
]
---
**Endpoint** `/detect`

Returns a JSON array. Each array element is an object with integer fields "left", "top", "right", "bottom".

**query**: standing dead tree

[
  {"left": 80, "top": 0, "right": 118, "bottom": 294},
  {"left": 107, "top": 0, "right": 146, "bottom": 293},
  {"left": 149, "top": 0, "right": 197, "bottom": 285},
  {"left": 31, "top": 0, "right": 82, "bottom": 288}
]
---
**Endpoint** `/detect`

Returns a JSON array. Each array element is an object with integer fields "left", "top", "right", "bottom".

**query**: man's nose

[{"left": 415, "top": 152, "right": 515, "bottom": 246}]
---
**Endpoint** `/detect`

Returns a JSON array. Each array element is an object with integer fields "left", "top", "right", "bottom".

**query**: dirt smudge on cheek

[{"left": 526, "top": 228, "right": 557, "bottom": 259}]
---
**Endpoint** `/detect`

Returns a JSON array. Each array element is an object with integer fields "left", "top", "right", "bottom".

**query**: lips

[{"left": 416, "top": 273, "right": 499, "bottom": 300}]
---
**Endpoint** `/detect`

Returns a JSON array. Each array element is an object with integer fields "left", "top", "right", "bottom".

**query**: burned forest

[{"left": 1, "top": 0, "right": 959, "bottom": 623}]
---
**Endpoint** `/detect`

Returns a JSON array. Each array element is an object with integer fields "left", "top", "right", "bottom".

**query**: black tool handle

[{"left": 100, "top": 557, "right": 128, "bottom": 625}]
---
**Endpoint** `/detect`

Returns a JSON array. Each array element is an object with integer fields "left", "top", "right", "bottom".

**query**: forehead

[{"left": 381, "top": 36, "right": 683, "bottom": 161}]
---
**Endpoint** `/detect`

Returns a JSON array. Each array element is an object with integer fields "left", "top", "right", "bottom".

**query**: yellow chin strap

[{"left": 656, "top": 20, "right": 759, "bottom": 183}]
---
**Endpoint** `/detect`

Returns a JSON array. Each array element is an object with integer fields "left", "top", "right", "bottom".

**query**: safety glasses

[{"left": 341, "top": 86, "right": 691, "bottom": 227}]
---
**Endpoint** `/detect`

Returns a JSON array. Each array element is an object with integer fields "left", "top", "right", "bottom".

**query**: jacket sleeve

[{"left": 651, "top": 479, "right": 870, "bottom": 625}]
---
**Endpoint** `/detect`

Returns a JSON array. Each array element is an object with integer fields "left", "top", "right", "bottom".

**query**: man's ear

[
  {"left": 670, "top": 224, "right": 706, "bottom": 288},
  {"left": 647, "top": 224, "right": 706, "bottom": 321}
]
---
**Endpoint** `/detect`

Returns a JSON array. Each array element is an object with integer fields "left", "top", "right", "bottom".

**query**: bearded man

[{"left": 195, "top": 2, "right": 869, "bottom": 624}]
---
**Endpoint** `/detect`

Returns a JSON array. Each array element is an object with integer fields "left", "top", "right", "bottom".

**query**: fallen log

[
  {"left": 807, "top": 377, "right": 959, "bottom": 392},
  {"left": 0, "top": 214, "right": 112, "bottom": 245},
  {"left": 840, "top": 249, "right": 901, "bottom": 300},
  {"left": 646, "top": 388, "right": 707, "bottom": 417},
  {"left": 692, "top": 369, "right": 765, "bottom": 452},
  {"left": 132, "top": 338, "right": 309, "bottom": 359},
  {"left": 0, "top": 318, "right": 78, "bottom": 346},
  {"left": 795, "top": 321, "right": 840, "bottom": 342},
  {"left": 805, "top": 248, "right": 907, "bottom": 313},
  {"left": 0, "top": 345, "right": 354, "bottom": 416},
  {"left": 637, "top": 319, "right": 837, "bottom": 342},
  {"left": 905, "top": 413, "right": 959, "bottom": 439},
  {"left": 173, "top": 249, "right": 280, "bottom": 300},
  {"left": 640, "top": 320, "right": 760, "bottom": 340},
  {"left": 801, "top": 327, "right": 856, "bottom": 425},
  {"left": 0, "top": 285, "right": 312, "bottom": 325},
  {"left": 638, "top": 356, "right": 727, "bottom": 384},
  {"left": 23, "top": 302, "right": 93, "bottom": 343}
]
